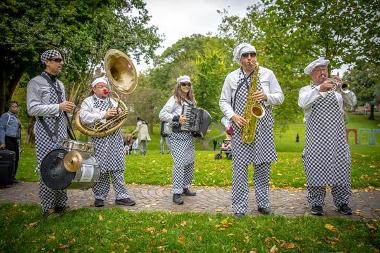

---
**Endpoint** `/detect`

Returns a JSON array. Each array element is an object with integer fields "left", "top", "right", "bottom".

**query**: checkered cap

[{"left": 40, "top": 49, "right": 62, "bottom": 63}]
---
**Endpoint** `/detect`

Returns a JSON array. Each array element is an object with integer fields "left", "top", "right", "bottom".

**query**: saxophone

[{"left": 241, "top": 62, "right": 265, "bottom": 144}]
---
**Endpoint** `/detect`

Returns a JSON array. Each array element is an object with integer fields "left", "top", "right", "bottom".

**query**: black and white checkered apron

[
  {"left": 169, "top": 131, "right": 195, "bottom": 194},
  {"left": 303, "top": 89, "right": 351, "bottom": 207},
  {"left": 231, "top": 68, "right": 277, "bottom": 213},
  {"left": 35, "top": 79, "right": 68, "bottom": 212},
  {"left": 90, "top": 96, "right": 130, "bottom": 200}
]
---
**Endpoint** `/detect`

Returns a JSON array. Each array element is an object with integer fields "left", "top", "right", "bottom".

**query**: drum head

[{"left": 40, "top": 149, "right": 76, "bottom": 190}]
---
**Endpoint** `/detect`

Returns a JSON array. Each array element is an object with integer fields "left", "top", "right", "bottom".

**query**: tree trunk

[{"left": 369, "top": 104, "right": 375, "bottom": 120}]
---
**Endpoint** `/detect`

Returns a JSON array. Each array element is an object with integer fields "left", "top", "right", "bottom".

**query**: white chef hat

[
  {"left": 91, "top": 76, "right": 108, "bottom": 87},
  {"left": 233, "top": 43, "right": 256, "bottom": 62},
  {"left": 176, "top": 75, "right": 191, "bottom": 84},
  {"left": 304, "top": 57, "right": 330, "bottom": 74}
]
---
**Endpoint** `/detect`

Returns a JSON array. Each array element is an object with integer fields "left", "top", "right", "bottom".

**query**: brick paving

[{"left": 0, "top": 182, "right": 379, "bottom": 220}]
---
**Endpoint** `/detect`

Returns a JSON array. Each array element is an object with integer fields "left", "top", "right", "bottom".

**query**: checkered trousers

[
  {"left": 231, "top": 68, "right": 277, "bottom": 166},
  {"left": 90, "top": 97, "right": 125, "bottom": 173},
  {"left": 307, "top": 185, "right": 351, "bottom": 207},
  {"left": 303, "top": 91, "right": 351, "bottom": 186},
  {"left": 169, "top": 132, "right": 195, "bottom": 194},
  {"left": 34, "top": 78, "right": 68, "bottom": 212}
]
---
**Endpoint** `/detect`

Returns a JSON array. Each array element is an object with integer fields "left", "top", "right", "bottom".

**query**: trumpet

[{"left": 321, "top": 75, "right": 344, "bottom": 93}]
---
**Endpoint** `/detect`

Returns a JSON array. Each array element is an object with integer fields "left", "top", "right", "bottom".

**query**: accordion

[{"left": 181, "top": 104, "right": 212, "bottom": 138}]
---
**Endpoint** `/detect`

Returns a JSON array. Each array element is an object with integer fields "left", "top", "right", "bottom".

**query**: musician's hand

[
  {"left": 105, "top": 108, "right": 118, "bottom": 119},
  {"left": 0, "top": 144, "right": 6, "bottom": 149},
  {"left": 319, "top": 80, "right": 335, "bottom": 92},
  {"left": 252, "top": 91, "right": 267, "bottom": 102},
  {"left": 231, "top": 114, "right": 246, "bottom": 128},
  {"left": 59, "top": 101, "right": 76, "bottom": 112},
  {"left": 179, "top": 115, "right": 186, "bottom": 125}
]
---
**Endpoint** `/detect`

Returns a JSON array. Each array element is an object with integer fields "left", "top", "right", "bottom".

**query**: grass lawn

[
  {"left": 0, "top": 203, "right": 379, "bottom": 253},
  {"left": 16, "top": 113, "right": 380, "bottom": 188},
  {"left": 1, "top": 113, "right": 379, "bottom": 252}
]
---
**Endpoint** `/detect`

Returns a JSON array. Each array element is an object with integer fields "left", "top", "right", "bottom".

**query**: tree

[
  {"left": 193, "top": 46, "right": 234, "bottom": 121},
  {"left": 217, "top": 0, "right": 380, "bottom": 125},
  {"left": 345, "top": 62, "right": 380, "bottom": 120},
  {"left": 0, "top": 0, "right": 161, "bottom": 113}
]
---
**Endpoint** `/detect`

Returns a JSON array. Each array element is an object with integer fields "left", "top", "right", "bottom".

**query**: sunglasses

[
  {"left": 241, "top": 52, "right": 256, "bottom": 58},
  {"left": 50, "top": 58, "right": 63, "bottom": 63},
  {"left": 180, "top": 82, "right": 191, "bottom": 87}
]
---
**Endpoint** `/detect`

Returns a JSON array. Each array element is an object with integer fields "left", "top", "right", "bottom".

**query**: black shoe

[
  {"left": 43, "top": 208, "right": 59, "bottom": 219},
  {"left": 234, "top": 213, "right": 245, "bottom": 218},
  {"left": 55, "top": 205, "right": 70, "bottom": 214},
  {"left": 258, "top": 207, "right": 272, "bottom": 215},
  {"left": 182, "top": 188, "right": 196, "bottom": 196},
  {"left": 173, "top": 194, "right": 184, "bottom": 205},
  {"left": 337, "top": 204, "right": 352, "bottom": 215},
  {"left": 94, "top": 199, "right": 104, "bottom": 207},
  {"left": 115, "top": 198, "right": 136, "bottom": 206},
  {"left": 310, "top": 205, "right": 324, "bottom": 216}
]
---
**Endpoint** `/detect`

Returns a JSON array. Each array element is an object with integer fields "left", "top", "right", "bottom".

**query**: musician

[
  {"left": 79, "top": 76, "right": 135, "bottom": 207},
  {"left": 219, "top": 43, "right": 284, "bottom": 217},
  {"left": 27, "top": 49, "right": 75, "bottom": 217},
  {"left": 159, "top": 75, "right": 197, "bottom": 205},
  {"left": 298, "top": 57, "right": 357, "bottom": 216}
]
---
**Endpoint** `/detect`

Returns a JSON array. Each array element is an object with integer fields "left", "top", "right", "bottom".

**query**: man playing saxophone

[
  {"left": 79, "top": 76, "right": 135, "bottom": 208},
  {"left": 219, "top": 43, "right": 284, "bottom": 217}
]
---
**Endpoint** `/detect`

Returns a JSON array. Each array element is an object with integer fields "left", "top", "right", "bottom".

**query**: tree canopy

[{"left": 0, "top": 0, "right": 161, "bottom": 113}]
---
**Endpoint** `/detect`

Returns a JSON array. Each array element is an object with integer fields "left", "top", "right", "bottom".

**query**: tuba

[
  {"left": 241, "top": 62, "right": 265, "bottom": 144},
  {"left": 74, "top": 49, "right": 137, "bottom": 137}
]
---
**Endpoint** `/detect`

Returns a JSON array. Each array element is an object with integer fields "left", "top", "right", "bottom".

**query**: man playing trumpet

[
  {"left": 79, "top": 76, "right": 135, "bottom": 208},
  {"left": 298, "top": 57, "right": 357, "bottom": 216}
]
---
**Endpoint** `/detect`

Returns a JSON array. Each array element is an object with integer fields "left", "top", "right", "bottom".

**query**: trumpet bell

[{"left": 104, "top": 49, "right": 137, "bottom": 95}]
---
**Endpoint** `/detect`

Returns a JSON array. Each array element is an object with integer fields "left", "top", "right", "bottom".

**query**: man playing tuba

[
  {"left": 79, "top": 76, "right": 136, "bottom": 207},
  {"left": 219, "top": 43, "right": 284, "bottom": 217}
]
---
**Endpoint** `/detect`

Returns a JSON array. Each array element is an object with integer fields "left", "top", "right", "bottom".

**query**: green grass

[
  {"left": 16, "top": 113, "right": 380, "bottom": 188},
  {"left": 0, "top": 203, "right": 379, "bottom": 253}
]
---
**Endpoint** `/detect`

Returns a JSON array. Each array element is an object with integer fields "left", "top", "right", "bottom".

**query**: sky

[
  {"left": 141, "top": 0, "right": 348, "bottom": 75},
  {"left": 140, "top": 0, "right": 252, "bottom": 70}
]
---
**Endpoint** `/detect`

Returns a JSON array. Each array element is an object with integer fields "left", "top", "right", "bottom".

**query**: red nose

[{"left": 102, "top": 88, "right": 110, "bottom": 95}]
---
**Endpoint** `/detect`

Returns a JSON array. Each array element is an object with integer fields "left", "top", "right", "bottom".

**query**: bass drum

[{"left": 40, "top": 148, "right": 100, "bottom": 190}]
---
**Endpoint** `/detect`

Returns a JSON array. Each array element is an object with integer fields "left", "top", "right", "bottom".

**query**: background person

[
  {"left": 0, "top": 100, "right": 22, "bottom": 184},
  {"left": 132, "top": 117, "right": 151, "bottom": 155}
]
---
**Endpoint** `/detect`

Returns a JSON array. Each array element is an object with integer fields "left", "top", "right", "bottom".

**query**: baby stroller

[{"left": 214, "top": 139, "right": 232, "bottom": 160}]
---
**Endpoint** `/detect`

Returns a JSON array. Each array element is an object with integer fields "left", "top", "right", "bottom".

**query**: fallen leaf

[
  {"left": 270, "top": 245, "right": 278, "bottom": 253},
  {"left": 177, "top": 235, "right": 186, "bottom": 245},
  {"left": 324, "top": 224, "right": 337, "bottom": 232},
  {"left": 197, "top": 235, "right": 203, "bottom": 241},
  {"left": 180, "top": 220, "right": 187, "bottom": 226},
  {"left": 145, "top": 227, "right": 155, "bottom": 234},
  {"left": 281, "top": 242, "right": 296, "bottom": 249},
  {"left": 57, "top": 243, "right": 69, "bottom": 249},
  {"left": 98, "top": 214, "right": 104, "bottom": 221},
  {"left": 26, "top": 221, "right": 38, "bottom": 228},
  {"left": 157, "top": 246, "right": 166, "bottom": 251},
  {"left": 249, "top": 249, "right": 257, "bottom": 253}
]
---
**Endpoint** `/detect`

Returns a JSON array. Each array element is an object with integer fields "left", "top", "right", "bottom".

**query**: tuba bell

[{"left": 74, "top": 49, "right": 138, "bottom": 137}]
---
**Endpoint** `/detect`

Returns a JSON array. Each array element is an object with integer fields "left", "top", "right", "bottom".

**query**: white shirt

[
  {"left": 219, "top": 67, "right": 284, "bottom": 120},
  {"left": 298, "top": 84, "right": 357, "bottom": 121},
  {"left": 80, "top": 95, "right": 118, "bottom": 126},
  {"left": 159, "top": 95, "right": 186, "bottom": 123}
]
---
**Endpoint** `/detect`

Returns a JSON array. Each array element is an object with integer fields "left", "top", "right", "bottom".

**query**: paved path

[{"left": 0, "top": 182, "right": 379, "bottom": 220}]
